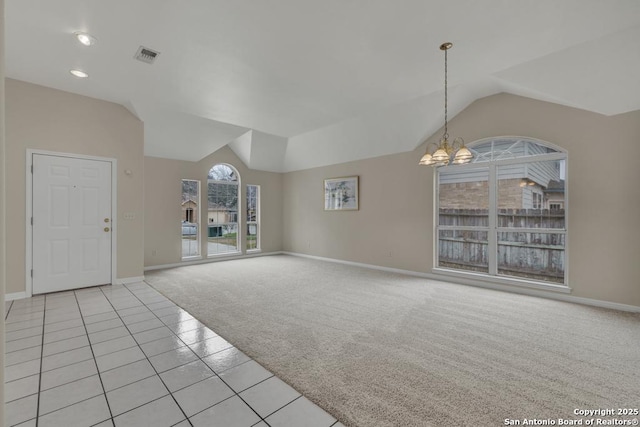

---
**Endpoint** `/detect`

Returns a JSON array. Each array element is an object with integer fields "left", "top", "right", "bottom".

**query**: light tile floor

[{"left": 4, "top": 282, "right": 345, "bottom": 427}]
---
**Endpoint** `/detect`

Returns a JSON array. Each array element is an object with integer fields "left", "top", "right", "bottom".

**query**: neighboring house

[
  {"left": 544, "top": 180, "right": 565, "bottom": 210},
  {"left": 207, "top": 201, "right": 237, "bottom": 224},
  {"left": 181, "top": 198, "right": 197, "bottom": 223},
  {"left": 439, "top": 139, "right": 563, "bottom": 210},
  {"left": 207, "top": 201, "right": 238, "bottom": 237}
]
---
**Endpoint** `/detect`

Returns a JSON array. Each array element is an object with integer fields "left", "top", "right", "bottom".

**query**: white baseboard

[
  {"left": 144, "top": 251, "right": 283, "bottom": 272},
  {"left": 283, "top": 252, "right": 640, "bottom": 313},
  {"left": 5, "top": 277, "right": 145, "bottom": 299},
  {"left": 5, "top": 291, "right": 28, "bottom": 301},
  {"left": 282, "top": 251, "right": 432, "bottom": 278},
  {"left": 114, "top": 276, "right": 145, "bottom": 285},
  {"left": 555, "top": 295, "right": 640, "bottom": 313}
]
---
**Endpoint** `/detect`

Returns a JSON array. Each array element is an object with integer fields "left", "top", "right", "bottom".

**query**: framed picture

[{"left": 324, "top": 176, "right": 359, "bottom": 211}]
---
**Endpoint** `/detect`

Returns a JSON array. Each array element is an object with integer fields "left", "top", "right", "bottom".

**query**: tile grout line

[
  {"left": 39, "top": 345, "right": 94, "bottom": 373},
  {"left": 72, "top": 289, "right": 115, "bottom": 426},
  {"left": 7, "top": 285, "right": 337, "bottom": 427},
  {"left": 7, "top": 290, "right": 295, "bottom": 427},
  {"left": 98, "top": 285, "right": 194, "bottom": 427},
  {"left": 5, "top": 342, "right": 43, "bottom": 355},
  {"left": 39, "top": 371, "right": 99, "bottom": 394},
  {"left": 76, "top": 333, "right": 246, "bottom": 395},
  {"left": 5, "top": 299, "right": 14, "bottom": 320},
  {"left": 139, "top": 282, "right": 339, "bottom": 427},
  {"left": 30, "top": 295, "right": 114, "bottom": 420},
  {"left": 183, "top": 374, "right": 279, "bottom": 424},
  {"left": 37, "top": 391, "right": 108, "bottom": 419},
  {"left": 248, "top": 384, "right": 303, "bottom": 421},
  {"left": 5, "top": 316, "right": 45, "bottom": 332},
  {"left": 4, "top": 375, "right": 39, "bottom": 405},
  {"left": 108, "top": 283, "right": 328, "bottom": 427},
  {"left": 260, "top": 395, "right": 303, "bottom": 425},
  {"left": 126, "top": 282, "right": 273, "bottom": 425},
  {"left": 124, "top": 283, "right": 273, "bottom": 426},
  {"left": 35, "top": 295, "right": 48, "bottom": 427},
  {"left": 5, "top": 326, "right": 44, "bottom": 343},
  {"left": 10, "top": 285, "right": 318, "bottom": 426}
]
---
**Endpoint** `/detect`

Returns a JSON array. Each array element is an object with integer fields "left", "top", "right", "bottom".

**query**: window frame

[
  {"left": 206, "top": 163, "right": 241, "bottom": 257},
  {"left": 246, "top": 184, "right": 261, "bottom": 252},
  {"left": 433, "top": 137, "right": 569, "bottom": 292},
  {"left": 181, "top": 179, "right": 201, "bottom": 260},
  {"left": 532, "top": 192, "right": 543, "bottom": 209}
]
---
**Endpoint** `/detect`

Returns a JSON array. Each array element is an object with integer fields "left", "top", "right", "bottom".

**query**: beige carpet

[{"left": 145, "top": 255, "right": 640, "bottom": 427}]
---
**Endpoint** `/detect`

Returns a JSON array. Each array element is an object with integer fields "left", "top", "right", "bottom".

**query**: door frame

[{"left": 26, "top": 149, "right": 118, "bottom": 297}]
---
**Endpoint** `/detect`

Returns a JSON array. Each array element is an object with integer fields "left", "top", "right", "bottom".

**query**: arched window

[
  {"left": 436, "top": 137, "right": 567, "bottom": 287},
  {"left": 207, "top": 164, "right": 240, "bottom": 256}
]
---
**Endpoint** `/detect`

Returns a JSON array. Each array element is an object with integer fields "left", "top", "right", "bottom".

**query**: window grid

[
  {"left": 181, "top": 179, "right": 200, "bottom": 259},
  {"left": 436, "top": 138, "right": 567, "bottom": 286},
  {"left": 246, "top": 185, "right": 260, "bottom": 251},
  {"left": 207, "top": 164, "right": 240, "bottom": 256}
]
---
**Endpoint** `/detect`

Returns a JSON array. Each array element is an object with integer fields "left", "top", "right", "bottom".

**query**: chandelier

[{"left": 419, "top": 42, "right": 473, "bottom": 167}]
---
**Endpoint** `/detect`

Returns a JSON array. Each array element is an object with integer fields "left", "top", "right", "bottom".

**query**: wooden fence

[
  {"left": 439, "top": 208, "right": 565, "bottom": 228},
  {"left": 438, "top": 209, "right": 565, "bottom": 283}
]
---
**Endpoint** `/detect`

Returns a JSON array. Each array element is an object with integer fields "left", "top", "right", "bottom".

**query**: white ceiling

[{"left": 6, "top": 0, "right": 640, "bottom": 171}]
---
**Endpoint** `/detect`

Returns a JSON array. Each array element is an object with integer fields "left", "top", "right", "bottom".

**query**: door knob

[
  {"left": 104, "top": 227, "right": 110, "bottom": 232},
  {"left": 104, "top": 218, "right": 110, "bottom": 223}
]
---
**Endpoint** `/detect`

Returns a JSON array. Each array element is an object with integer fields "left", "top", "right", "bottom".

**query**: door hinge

[
  {"left": 31, "top": 165, "right": 33, "bottom": 174},
  {"left": 31, "top": 269, "right": 33, "bottom": 278},
  {"left": 31, "top": 217, "right": 33, "bottom": 226}
]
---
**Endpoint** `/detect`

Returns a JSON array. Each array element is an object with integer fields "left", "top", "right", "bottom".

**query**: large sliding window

[
  {"left": 436, "top": 138, "right": 567, "bottom": 287},
  {"left": 207, "top": 164, "right": 240, "bottom": 256},
  {"left": 246, "top": 185, "right": 260, "bottom": 251},
  {"left": 181, "top": 179, "right": 200, "bottom": 258}
]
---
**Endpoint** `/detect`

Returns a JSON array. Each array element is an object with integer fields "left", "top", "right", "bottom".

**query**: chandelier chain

[{"left": 443, "top": 46, "right": 448, "bottom": 140}]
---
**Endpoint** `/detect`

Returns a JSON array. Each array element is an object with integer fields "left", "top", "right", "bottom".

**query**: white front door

[{"left": 32, "top": 154, "right": 112, "bottom": 294}]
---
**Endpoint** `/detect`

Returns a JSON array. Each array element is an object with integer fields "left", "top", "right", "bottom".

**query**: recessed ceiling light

[
  {"left": 74, "top": 31, "right": 96, "bottom": 46},
  {"left": 69, "top": 69, "right": 89, "bottom": 78}
]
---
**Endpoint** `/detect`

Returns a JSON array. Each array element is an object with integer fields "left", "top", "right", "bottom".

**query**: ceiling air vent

[{"left": 134, "top": 46, "right": 160, "bottom": 64}]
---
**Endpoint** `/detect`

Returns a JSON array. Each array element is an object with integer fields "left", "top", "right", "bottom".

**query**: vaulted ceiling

[{"left": 6, "top": 1, "right": 640, "bottom": 171}]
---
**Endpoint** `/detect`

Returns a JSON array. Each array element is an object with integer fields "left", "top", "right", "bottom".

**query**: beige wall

[
  {"left": 283, "top": 150, "right": 432, "bottom": 273},
  {"left": 283, "top": 93, "right": 640, "bottom": 307},
  {"left": 5, "top": 79, "right": 145, "bottom": 294},
  {"left": 144, "top": 146, "right": 283, "bottom": 267},
  {"left": 4, "top": 79, "right": 638, "bottom": 309}
]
